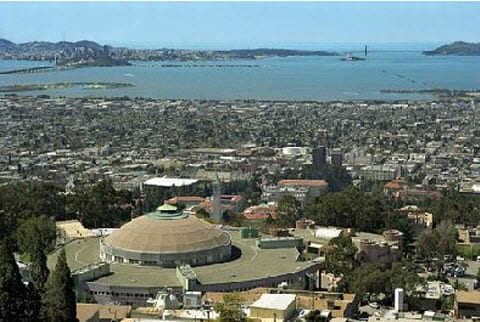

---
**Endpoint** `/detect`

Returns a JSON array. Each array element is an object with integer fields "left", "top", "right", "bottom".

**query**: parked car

[{"left": 368, "top": 302, "right": 379, "bottom": 309}]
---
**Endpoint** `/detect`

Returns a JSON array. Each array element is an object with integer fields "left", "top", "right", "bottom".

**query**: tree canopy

[
  {"left": 416, "top": 220, "right": 457, "bottom": 261},
  {"left": 324, "top": 235, "right": 358, "bottom": 276},
  {"left": 305, "top": 186, "right": 412, "bottom": 245},
  {"left": 349, "top": 263, "right": 390, "bottom": 301},
  {"left": 17, "top": 215, "right": 57, "bottom": 256},
  {"left": 68, "top": 180, "right": 133, "bottom": 228},
  {"left": 213, "top": 293, "right": 247, "bottom": 322},
  {"left": 345, "top": 261, "right": 423, "bottom": 307},
  {"left": 0, "top": 182, "right": 66, "bottom": 246},
  {"left": 426, "top": 191, "right": 480, "bottom": 226}
]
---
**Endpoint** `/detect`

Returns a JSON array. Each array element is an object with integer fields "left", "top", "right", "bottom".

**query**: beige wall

[{"left": 250, "top": 301, "right": 296, "bottom": 321}]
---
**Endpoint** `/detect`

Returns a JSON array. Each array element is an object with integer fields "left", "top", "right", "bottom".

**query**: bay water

[{"left": 1, "top": 50, "right": 480, "bottom": 101}]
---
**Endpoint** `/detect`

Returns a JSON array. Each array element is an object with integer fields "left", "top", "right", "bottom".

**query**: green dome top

[
  {"left": 146, "top": 203, "right": 188, "bottom": 220},
  {"left": 156, "top": 203, "right": 178, "bottom": 212}
]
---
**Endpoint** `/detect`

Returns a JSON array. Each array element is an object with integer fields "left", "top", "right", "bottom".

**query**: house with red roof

[{"left": 242, "top": 204, "right": 277, "bottom": 220}]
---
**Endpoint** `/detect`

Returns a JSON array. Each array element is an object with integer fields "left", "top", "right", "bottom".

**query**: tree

[
  {"left": 416, "top": 220, "right": 457, "bottom": 262},
  {"left": 454, "top": 278, "right": 468, "bottom": 291},
  {"left": 457, "top": 245, "right": 480, "bottom": 260},
  {"left": 213, "top": 293, "right": 247, "bottom": 322},
  {"left": 440, "top": 295, "right": 454, "bottom": 311},
  {"left": 25, "top": 282, "right": 42, "bottom": 322},
  {"left": 416, "top": 229, "right": 441, "bottom": 261},
  {"left": 304, "top": 186, "right": 387, "bottom": 232},
  {"left": 0, "top": 182, "right": 66, "bottom": 246},
  {"left": 276, "top": 195, "right": 300, "bottom": 228},
  {"left": 30, "top": 250, "right": 49, "bottom": 291},
  {"left": 324, "top": 235, "right": 358, "bottom": 276},
  {"left": 17, "top": 215, "right": 55, "bottom": 291},
  {"left": 383, "top": 212, "right": 414, "bottom": 249},
  {"left": 42, "top": 248, "right": 78, "bottom": 322},
  {"left": 0, "top": 183, "right": 66, "bottom": 222},
  {"left": 388, "top": 262, "right": 424, "bottom": 308},
  {"left": 435, "top": 220, "right": 457, "bottom": 258},
  {"left": 70, "top": 180, "right": 132, "bottom": 228},
  {"left": 349, "top": 263, "right": 390, "bottom": 302},
  {"left": 0, "top": 240, "right": 29, "bottom": 321},
  {"left": 343, "top": 261, "right": 423, "bottom": 308},
  {"left": 17, "top": 215, "right": 57, "bottom": 256},
  {"left": 355, "top": 193, "right": 389, "bottom": 233},
  {"left": 324, "top": 164, "right": 352, "bottom": 192}
]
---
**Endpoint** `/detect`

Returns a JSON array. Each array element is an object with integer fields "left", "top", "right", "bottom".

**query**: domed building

[{"left": 100, "top": 204, "right": 232, "bottom": 267}]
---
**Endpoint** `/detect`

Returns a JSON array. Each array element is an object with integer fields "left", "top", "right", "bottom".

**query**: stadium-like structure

[
  {"left": 100, "top": 204, "right": 232, "bottom": 267},
  {"left": 54, "top": 201, "right": 321, "bottom": 306}
]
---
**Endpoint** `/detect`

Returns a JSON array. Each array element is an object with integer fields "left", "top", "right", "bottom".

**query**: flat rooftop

[
  {"left": 291, "top": 227, "right": 385, "bottom": 245},
  {"left": 48, "top": 231, "right": 319, "bottom": 288},
  {"left": 143, "top": 177, "right": 199, "bottom": 187},
  {"left": 251, "top": 293, "right": 296, "bottom": 310}
]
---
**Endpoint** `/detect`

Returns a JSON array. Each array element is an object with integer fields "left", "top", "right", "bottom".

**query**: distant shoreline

[
  {"left": 0, "top": 63, "right": 264, "bottom": 75},
  {"left": 0, "top": 82, "right": 134, "bottom": 92},
  {"left": 0, "top": 38, "right": 339, "bottom": 64},
  {"left": 136, "top": 63, "right": 262, "bottom": 68},
  {"left": 380, "top": 88, "right": 480, "bottom": 100},
  {"left": 4, "top": 90, "right": 479, "bottom": 103}
]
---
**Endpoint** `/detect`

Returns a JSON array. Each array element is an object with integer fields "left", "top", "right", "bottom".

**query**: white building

[{"left": 249, "top": 293, "right": 297, "bottom": 322}]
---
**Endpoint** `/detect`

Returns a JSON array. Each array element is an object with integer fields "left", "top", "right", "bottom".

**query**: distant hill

[
  {"left": 0, "top": 39, "right": 14, "bottom": 49},
  {"left": 0, "top": 38, "right": 338, "bottom": 63},
  {"left": 215, "top": 48, "right": 337, "bottom": 58},
  {"left": 423, "top": 41, "right": 480, "bottom": 56},
  {"left": 0, "top": 39, "right": 126, "bottom": 66}
]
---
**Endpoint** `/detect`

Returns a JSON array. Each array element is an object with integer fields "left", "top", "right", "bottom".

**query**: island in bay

[{"left": 423, "top": 41, "right": 480, "bottom": 56}]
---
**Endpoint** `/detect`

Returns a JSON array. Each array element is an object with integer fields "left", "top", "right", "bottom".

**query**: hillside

[
  {"left": 0, "top": 39, "right": 128, "bottom": 66},
  {"left": 423, "top": 41, "right": 480, "bottom": 56},
  {"left": 0, "top": 38, "right": 338, "bottom": 63}
]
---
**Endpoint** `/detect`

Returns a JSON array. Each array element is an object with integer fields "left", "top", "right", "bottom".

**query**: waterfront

[{"left": 1, "top": 51, "right": 480, "bottom": 100}]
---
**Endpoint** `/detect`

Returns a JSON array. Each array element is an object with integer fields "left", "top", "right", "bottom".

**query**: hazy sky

[{"left": 1, "top": 2, "right": 479, "bottom": 48}]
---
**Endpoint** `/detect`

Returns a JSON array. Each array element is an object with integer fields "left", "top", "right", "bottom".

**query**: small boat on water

[
  {"left": 341, "top": 45, "right": 367, "bottom": 61},
  {"left": 341, "top": 54, "right": 365, "bottom": 61}
]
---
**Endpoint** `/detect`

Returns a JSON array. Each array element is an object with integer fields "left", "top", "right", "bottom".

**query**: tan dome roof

[{"left": 104, "top": 215, "right": 230, "bottom": 254}]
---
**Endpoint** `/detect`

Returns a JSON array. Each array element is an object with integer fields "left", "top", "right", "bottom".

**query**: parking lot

[{"left": 457, "top": 260, "right": 480, "bottom": 290}]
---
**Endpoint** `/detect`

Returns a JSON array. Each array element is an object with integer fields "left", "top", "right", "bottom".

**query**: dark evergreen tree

[
  {"left": 70, "top": 180, "right": 131, "bottom": 228},
  {"left": 276, "top": 194, "right": 301, "bottom": 228},
  {"left": 17, "top": 215, "right": 57, "bottom": 256},
  {"left": 30, "top": 250, "right": 49, "bottom": 291},
  {"left": 17, "top": 215, "right": 54, "bottom": 291},
  {"left": 42, "top": 248, "right": 78, "bottom": 322},
  {"left": 0, "top": 240, "right": 29, "bottom": 321},
  {"left": 25, "top": 282, "right": 43, "bottom": 322}
]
